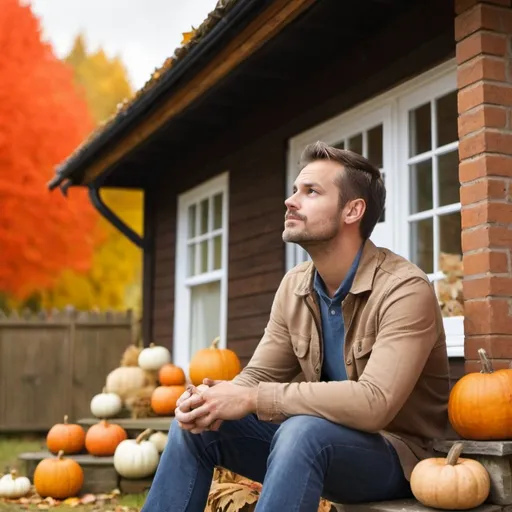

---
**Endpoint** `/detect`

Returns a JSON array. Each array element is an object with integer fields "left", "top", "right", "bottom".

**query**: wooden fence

[{"left": 0, "top": 309, "right": 136, "bottom": 432}]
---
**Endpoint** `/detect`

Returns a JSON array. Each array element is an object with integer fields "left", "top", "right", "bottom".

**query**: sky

[{"left": 28, "top": 0, "right": 220, "bottom": 90}]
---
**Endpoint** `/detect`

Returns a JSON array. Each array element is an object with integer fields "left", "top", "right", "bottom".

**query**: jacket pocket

[
  {"left": 353, "top": 335, "right": 375, "bottom": 359},
  {"left": 291, "top": 334, "right": 311, "bottom": 359}
]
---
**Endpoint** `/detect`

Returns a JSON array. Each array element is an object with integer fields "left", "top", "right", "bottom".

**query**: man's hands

[{"left": 175, "top": 378, "right": 257, "bottom": 434}]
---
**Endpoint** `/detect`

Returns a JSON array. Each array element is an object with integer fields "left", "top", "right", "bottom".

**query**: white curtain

[{"left": 189, "top": 280, "right": 221, "bottom": 359}]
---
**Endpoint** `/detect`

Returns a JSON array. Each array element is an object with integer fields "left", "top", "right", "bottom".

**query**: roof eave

[{"left": 47, "top": 0, "right": 268, "bottom": 192}]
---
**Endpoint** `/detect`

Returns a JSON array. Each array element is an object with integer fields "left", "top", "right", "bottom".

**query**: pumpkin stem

[
  {"left": 10, "top": 469, "right": 17, "bottom": 479},
  {"left": 478, "top": 348, "right": 494, "bottom": 373},
  {"left": 446, "top": 442, "right": 464, "bottom": 465},
  {"left": 57, "top": 450, "right": 64, "bottom": 460},
  {"left": 149, "top": 342, "right": 155, "bottom": 348},
  {"left": 136, "top": 428, "right": 154, "bottom": 444},
  {"left": 102, "top": 387, "right": 107, "bottom": 393},
  {"left": 63, "top": 414, "right": 68, "bottom": 424},
  {"left": 211, "top": 337, "right": 220, "bottom": 349}
]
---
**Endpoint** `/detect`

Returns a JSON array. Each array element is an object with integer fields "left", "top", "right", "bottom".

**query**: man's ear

[{"left": 344, "top": 198, "right": 366, "bottom": 226}]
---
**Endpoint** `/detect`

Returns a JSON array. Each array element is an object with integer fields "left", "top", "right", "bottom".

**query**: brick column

[{"left": 456, "top": 0, "right": 512, "bottom": 372}]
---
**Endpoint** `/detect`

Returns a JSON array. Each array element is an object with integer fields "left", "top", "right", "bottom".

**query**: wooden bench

[
  {"left": 332, "top": 439, "right": 512, "bottom": 512},
  {"left": 332, "top": 500, "right": 502, "bottom": 512}
]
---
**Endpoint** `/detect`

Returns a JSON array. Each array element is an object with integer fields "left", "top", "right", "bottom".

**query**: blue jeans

[{"left": 141, "top": 414, "right": 412, "bottom": 512}]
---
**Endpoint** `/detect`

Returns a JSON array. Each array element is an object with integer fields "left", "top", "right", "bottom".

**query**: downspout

[
  {"left": 88, "top": 185, "right": 146, "bottom": 250},
  {"left": 88, "top": 183, "right": 153, "bottom": 347}
]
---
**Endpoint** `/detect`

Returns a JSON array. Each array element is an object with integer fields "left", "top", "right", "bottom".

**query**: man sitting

[{"left": 141, "top": 141, "right": 450, "bottom": 512}]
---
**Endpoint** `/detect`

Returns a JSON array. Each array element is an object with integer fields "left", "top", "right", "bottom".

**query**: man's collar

[{"left": 295, "top": 239, "right": 380, "bottom": 297}]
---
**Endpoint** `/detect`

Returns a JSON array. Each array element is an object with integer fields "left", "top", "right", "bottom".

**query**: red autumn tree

[{"left": 0, "top": 0, "right": 100, "bottom": 299}]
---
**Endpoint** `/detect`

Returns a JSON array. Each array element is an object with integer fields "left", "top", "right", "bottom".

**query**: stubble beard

[{"left": 282, "top": 213, "right": 341, "bottom": 251}]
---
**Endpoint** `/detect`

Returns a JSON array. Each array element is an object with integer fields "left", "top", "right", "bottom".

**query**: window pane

[
  {"left": 189, "top": 281, "right": 221, "bottom": 360},
  {"left": 436, "top": 91, "right": 458, "bottom": 147},
  {"left": 348, "top": 133, "right": 363, "bottom": 155},
  {"left": 440, "top": 211, "right": 462, "bottom": 257},
  {"left": 409, "top": 160, "right": 433, "bottom": 213},
  {"left": 213, "top": 235, "right": 222, "bottom": 270},
  {"left": 199, "top": 240, "right": 208, "bottom": 273},
  {"left": 368, "top": 124, "right": 383, "bottom": 169},
  {"left": 333, "top": 140, "right": 345, "bottom": 150},
  {"left": 187, "top": 244, "right": 196, "bottom": 277},
  {"left": 438, "top": 211, "right": 463, "bottom": 317},
  {"left": 409, "top": 103, "right": 431, "bottom": 156},
  {"left": 199, "top": 199, "right": 208, "bottom": 235},
  {"left": 410, "top": 218, "right": 433, "bottom": 274},
  {"left": 213, "top": 193, "right": 223, "bottom": 230},
  {"left": 438, "top": 151, "right": 460, "bottom": 207},
  {"left": 378, "top": 172, "right": 385, "bottom": 223},
  {"left": 188, "top": 205, "right": 196, "bottom": 238}
]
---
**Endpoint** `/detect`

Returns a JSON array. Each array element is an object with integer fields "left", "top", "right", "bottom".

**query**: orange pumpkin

[
  {"left": 159, "top": 363, "right": 186, "bottom": 386},
  {"left": 189, "top": 337, "right": 241, "bottom": 386},
  {"left": 85, "top": 419, "right": 128, "bottom": 456},
  {"left": 448, "top": 348, "right": 512, "bottom": 440},
  {"left": 33, "top": 450, "right": 84, "bottom": 499},
  {"left": 151, "top": 385, "right": 186, "bottom": 415},
  {"left": 46, "top": 415, "right": 85, "bottom": 455}
]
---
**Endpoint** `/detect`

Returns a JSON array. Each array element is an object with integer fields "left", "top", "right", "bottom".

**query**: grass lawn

[{"left": 0, "top": 435, "right": 147, "bottom": 511}]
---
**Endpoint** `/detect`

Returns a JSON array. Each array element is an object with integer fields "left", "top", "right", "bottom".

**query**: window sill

[{"left": 444, "top": 316, "right": 464, "bottom": 358}]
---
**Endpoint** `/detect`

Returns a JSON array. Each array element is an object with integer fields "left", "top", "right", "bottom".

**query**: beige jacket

[{"left": 232, "top": 240, "right": 450, "bottom": 480}]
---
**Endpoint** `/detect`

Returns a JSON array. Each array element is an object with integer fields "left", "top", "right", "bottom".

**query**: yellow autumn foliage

[{"left": 42, "top": 35, "right": 143, "bottom": 314}]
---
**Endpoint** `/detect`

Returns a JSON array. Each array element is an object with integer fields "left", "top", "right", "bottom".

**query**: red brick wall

[{"left": 456, "top": 0, "right": 512, "bottom": 372}]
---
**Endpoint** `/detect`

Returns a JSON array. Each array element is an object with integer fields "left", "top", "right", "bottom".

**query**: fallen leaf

[
  {"left": 81, "top": 494, "right": 97, "bottom": 504},
  {"left": 63, "top": 497, "right": 81, "bottom": 506}
]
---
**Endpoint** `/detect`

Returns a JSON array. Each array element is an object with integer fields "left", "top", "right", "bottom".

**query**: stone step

[
  {"left": 77, "top": 416, "right": 173, "bottom": 434},
  {"left": 333, "top": 500, "right": 502, "bottom": 512},
  {"left": 18, "top": 451, "right": 155, "bottom": 495}
]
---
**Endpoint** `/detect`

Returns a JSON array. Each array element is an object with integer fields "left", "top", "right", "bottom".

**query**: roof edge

[{"left": 48, "top": 0, "right": 267, "bottom": 191}]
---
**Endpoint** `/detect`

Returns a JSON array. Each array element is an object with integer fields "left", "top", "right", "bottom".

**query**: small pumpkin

[
  {"left": 149, "top": 431, "right": 168, "bottom": 453},
  {"left": 151, "top": 385, "right": 186, "bottom": 416},
  {"left": 189, "top": 337, "right": 241, "bottom": 385},
  {"left": 46, "top": 415, "right": 85, "bottom": 455},
  {"left": 114, "top": 428, "right": 160, "bottom": 479},
  {"left": 448, "top": 348, "right": 512, "bottom": 440},
  {"left": 138, "top": 343, "right": 171, "bottom": 371},
  {"left": 158, "top": 363, "right": 186, "bottom": 386},
  {"left": 105, "top": 366, "right": 152, "bottom": 400},
  {"left": 0, "top": 469, "right": 31, "bottom": 499},
  {"left": 85, "top": 419, "right": 128, "bottom": 456},
  {"left": 90, "top": 387, "right": 123, "bottom": 418},
  {"left": 411, "top": 442, "right": 490, "bottom": 510},
  {"left": 33, "top": 450, "right": 84, "bottom": 499}
]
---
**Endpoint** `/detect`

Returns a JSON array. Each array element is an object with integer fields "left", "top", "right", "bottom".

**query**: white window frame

[
  {"left": 173, "top": 172, "right": 230, "bottom": 372},
  {"left": 286, "top": 58, "right": 463, "bottom": 357}
]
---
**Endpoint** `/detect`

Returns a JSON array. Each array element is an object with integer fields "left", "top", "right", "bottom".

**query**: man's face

[{"left": 283, "top": 159, "right": 344, "bottom": 246}]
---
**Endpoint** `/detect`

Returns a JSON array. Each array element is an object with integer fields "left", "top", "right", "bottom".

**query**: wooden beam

[{"left": 82, "top": 0, "right": 317, "bottom": 185}]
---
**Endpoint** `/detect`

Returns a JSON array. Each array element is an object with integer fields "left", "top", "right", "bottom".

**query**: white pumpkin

[
  {"left": 90, "top": 388, "right": 123, "bottom": 418},
  {"left": 138, "top": 343, "right": 171, "bottom": 371},
  {"left": 114, "top": 428, "right": 160, "bottom": 479},
  {"left": 0, "top": 470, "right": 31, "bottom": 499},
  {"left": 149, "top": 431, "right": 168, "bottom": 453},
  {"left": 105, "top": 366, "right": 148, "bottom": 400}
]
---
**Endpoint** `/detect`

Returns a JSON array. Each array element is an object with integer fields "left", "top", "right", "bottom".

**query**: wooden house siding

[{"left": 147, "top": 0, "right": 463, "bottom": 379}]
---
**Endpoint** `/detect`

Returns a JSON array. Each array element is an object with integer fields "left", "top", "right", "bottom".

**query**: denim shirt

[{"left": 313, "top": 247, "right": 363, "bottom": 381}]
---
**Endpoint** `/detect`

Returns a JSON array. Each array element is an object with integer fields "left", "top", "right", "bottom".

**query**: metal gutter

[
  {"left": 88, "top": 186, "right": 146, "bottom": 249},
  {"left": 48, "top": 0, "right": 268, "bottom": 191}
]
